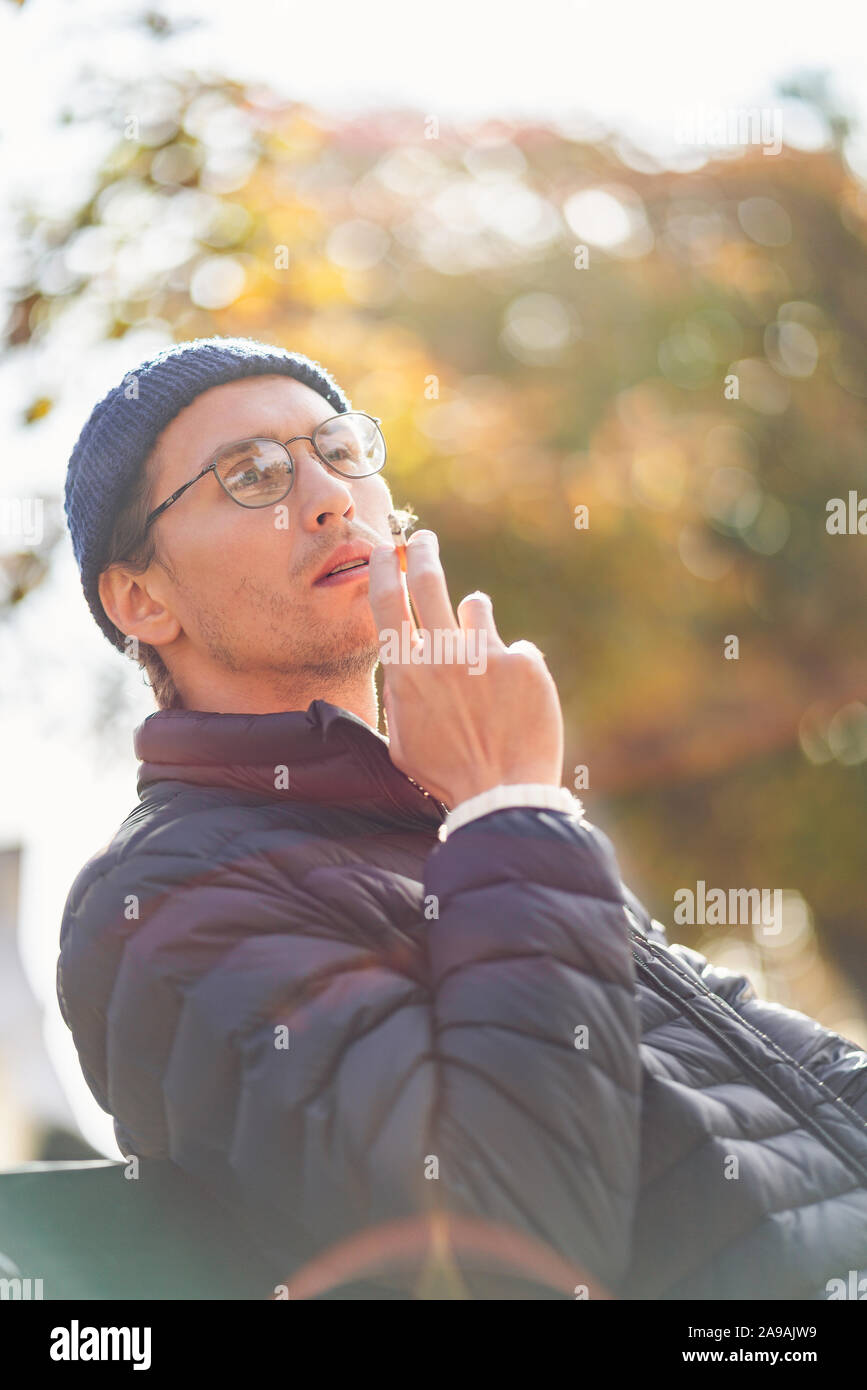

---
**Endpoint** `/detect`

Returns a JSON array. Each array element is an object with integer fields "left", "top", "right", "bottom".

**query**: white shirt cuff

[{"left": 437, "top": 784, "right": 584, "bottom": 842}]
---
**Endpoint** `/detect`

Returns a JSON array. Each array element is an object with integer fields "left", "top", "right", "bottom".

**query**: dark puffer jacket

[{"left": 57, "top": 700, "right": 867, "bottom": 1299}]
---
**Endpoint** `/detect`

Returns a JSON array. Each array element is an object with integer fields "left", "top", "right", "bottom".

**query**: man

[{"left": 58, "top": 336, "right": 867, "bottom": 1300}]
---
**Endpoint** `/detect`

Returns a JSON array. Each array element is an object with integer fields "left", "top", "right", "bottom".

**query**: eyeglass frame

[{"left": 143, "top": 411, "right": 387, "bottom": 532}]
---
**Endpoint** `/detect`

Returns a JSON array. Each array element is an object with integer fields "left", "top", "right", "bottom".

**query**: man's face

[{"left": 137, "top": 374, "right": 396, "bottom": 686}]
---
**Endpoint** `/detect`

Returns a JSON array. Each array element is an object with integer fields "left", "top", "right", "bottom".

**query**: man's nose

[{"left": 291, "top": 441, "right": 356, "bottom": 527}]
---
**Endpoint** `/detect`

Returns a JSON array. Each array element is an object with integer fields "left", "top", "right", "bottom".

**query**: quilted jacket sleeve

[
  {"left": 667, "top": 941, "right": 867, "bottom": 1123},
  {"left": 58, "top": 807, "right": 641, "bottom": 1298}
]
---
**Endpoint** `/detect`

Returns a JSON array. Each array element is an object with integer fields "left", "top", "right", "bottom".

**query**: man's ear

[{"left": 98, "top": 565, "right": 181, "bottom": 647}]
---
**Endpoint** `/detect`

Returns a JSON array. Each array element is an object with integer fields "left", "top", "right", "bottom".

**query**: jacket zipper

[
  {"left": 628, "top": 927, "right": 867, "bottom": 1185},
  {"left": 342, "top": 724, "right": 448, "bottom": 825},
  {"left": 401, "top": 771, "right": 448, "bottom": 817}
]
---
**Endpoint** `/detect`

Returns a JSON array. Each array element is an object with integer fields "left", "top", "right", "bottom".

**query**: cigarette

[{"left": 387, "top": 510, "right": 412, "bottom": 572}]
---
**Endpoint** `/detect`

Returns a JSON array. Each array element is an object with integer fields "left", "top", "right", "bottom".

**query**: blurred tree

[{"left": 3, "top": 65, "right": 866, "bottom": 1010}]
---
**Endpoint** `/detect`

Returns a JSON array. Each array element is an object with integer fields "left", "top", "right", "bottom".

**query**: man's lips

[{"left": 312, "top": 543, "right": 373, "bottom": 586}]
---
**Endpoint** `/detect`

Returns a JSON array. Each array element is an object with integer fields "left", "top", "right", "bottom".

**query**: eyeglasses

[{"left": 144, "top": 412, "right": 387, "bottom": 531}]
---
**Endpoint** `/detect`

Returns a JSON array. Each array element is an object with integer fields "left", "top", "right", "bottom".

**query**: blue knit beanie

[{"left": 64, "top": 335, "right": 353, "bottom": 652}]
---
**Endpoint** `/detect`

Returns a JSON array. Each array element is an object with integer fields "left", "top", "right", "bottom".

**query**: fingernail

[
  {"left": 409, "top": 529, "right": 438, "bottom": 548},
  {"left": 464, "top": 590, "right": 491, "bottom": 604},
  {"left": 368, "top": 545, "right": 393, "bottom": 564}
]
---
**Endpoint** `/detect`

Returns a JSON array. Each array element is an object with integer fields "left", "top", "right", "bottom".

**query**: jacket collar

[{"left": 133, "top": 698, "right": 447, "bottom": 827}]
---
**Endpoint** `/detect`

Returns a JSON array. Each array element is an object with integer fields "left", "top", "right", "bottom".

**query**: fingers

[
  {"left": 370, "top": 528, "right": 509, "bottom": 670},
  {"left": 367, "top": 542, "right": 415, "bottom": 638},
  {"left": 456, "top": 590, "right": 505, "bottom": 647},
  {"left": 381, "top": 680, "right": 395, "bottom": 736},
  {"left": 506, "top": 638, "right": 545, "bottom": 659},
  {"left": 404, "top": 531, "right": 458, "bottom": 633}
]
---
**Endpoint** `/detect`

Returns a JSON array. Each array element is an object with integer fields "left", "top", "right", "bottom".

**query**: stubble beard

[{"left": 195, "top": 580, "right": 381, "bottom": 685}]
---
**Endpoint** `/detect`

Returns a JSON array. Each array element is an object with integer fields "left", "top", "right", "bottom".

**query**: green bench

[
  {"left": 0, "top": 1160, "right": 555, "bottom": 1300},
  {"left": 0, "top": 1159, "right": 277, "bottom": 1300}
]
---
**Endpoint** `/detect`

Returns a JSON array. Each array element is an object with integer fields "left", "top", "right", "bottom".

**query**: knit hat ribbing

[{"left": 64, "top": 335, "right": 352, "bottom": 652}]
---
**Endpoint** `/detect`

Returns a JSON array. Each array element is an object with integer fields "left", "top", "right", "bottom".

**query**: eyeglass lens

[{"left": 216, "top": 414, "right": 384, "bottom": 507}]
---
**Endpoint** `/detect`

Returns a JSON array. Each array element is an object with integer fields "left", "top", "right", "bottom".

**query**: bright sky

[
  {"left": 1, "top": 0, "right": 865, "bottom": 162},
  {"left": 0, "top": 0, "right": 864, "bottom": 1155}
]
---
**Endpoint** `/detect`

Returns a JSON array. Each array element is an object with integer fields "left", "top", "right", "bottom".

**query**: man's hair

[{"left": 100, "top": 448, "right": 184, "bottom": 711}]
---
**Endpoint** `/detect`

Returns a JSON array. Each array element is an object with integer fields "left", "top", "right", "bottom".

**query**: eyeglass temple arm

[{"left": 145, "top": 461, "right": 217, "bottom": 528}]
